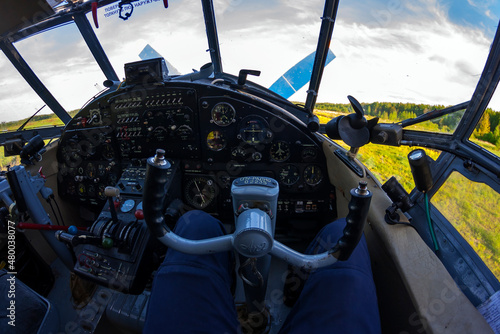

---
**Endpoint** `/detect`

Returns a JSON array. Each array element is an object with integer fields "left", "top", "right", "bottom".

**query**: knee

[
  {"left": 174, "top": 210, "right": 225, "bottom": 239},
  {"left": 321, "top": 218, "right": 347, "bottom": 239}
]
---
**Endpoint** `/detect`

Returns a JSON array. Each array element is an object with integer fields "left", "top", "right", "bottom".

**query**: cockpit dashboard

[{"left": 57, "top": 80, "right": 336, "bottom": 232}]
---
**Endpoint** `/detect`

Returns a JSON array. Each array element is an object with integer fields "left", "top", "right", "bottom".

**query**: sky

[{"left": 0, "top": 0, "right": 499, "bottom": 122}]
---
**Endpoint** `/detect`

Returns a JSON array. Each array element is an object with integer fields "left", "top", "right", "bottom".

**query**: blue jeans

[{"left": 143, "top": 210, "right": 380, "bottom": 333}]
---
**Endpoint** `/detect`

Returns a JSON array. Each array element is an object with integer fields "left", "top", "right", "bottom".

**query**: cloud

[{"left": 311, "top": 15, "right": 491, "bottom": 107}]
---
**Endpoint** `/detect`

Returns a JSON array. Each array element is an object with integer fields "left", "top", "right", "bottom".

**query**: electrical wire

[
  {"left": 51, "top": 195, "right": 66, "bottom": 227},
  {"left": 47, "top": 194, "right": 65, "bottom": 226},
  {"left": 47, "top": 199, "right": 61, "bottom": 226},
  {"left": 424, "top": 193, "right": 439, "bottom": 252}
]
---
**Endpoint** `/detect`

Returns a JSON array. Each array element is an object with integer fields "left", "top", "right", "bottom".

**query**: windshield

[{"left": 0, "top": 0, "right": 497, "bottom": 126}]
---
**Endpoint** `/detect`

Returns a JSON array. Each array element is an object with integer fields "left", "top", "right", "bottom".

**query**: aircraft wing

[{"left": 269, "top": 49, "right": 336, "bottom": 99}]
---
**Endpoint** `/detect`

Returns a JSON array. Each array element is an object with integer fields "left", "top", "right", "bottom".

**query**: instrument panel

[{"left": 57, "top": 81, "right": 335, "bottom": 224}]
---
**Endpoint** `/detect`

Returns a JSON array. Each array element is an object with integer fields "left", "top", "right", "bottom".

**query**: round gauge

[
  {"left": 77, "top": 183, "right": 86, "bottom": 197},
  {"left": 136, "top": 202, "right": 143, "bottom": 210},
  {"left": 85, "top": 162, "right": 96, "bottom": 178},
  {"left": 238, "top": 116, "right": 271, "bottom": 145},
  {"left": 303, "top": 165, "right": 323, "bottom": 186},
  {"left": 87, "top": 184, "right": 96, "bottom": 197},
  {"left": 102, "top": 143, "right": 115, "bottom": 161},
  {"left": 97, "top": 163, "right": 106, "bottom": 177},
  {"left": 278, "top": 165, "right": 300, "bottom": 186},
  {"left": 211, "top": 103, "right": 236, "bottom": 126},
  {"left": 175, "top": 125, "right": 193, "bottom": 138},
  {"left": 59, "top": 163, "right": 68, "bottom": 176},
  {"left": 62, "top": 148, "right": 81, "bottom": 168},
  {"left": 121, "top": 199, "right": 135, "bottom": 213},
  {"left": 98, "top": 185, "right": 106, "bottom": 200},
  {"left": 231, "top": 146, "right": 247, "bottom": 160},
  {"left": 301, "top": 146, "right": 318, "bottom": 162},
  {"left": 66, "top": 182, "right": 76, "bottom": 196},
  {"left": 80, "top": 140, "right": 96, "bottom": 157},
  {"left": 108, "top": 174, "right": 118, "bottom": 186},
  {"left": 152, "top": 126, "right": 168, "bottom": 141},
  {"left": 270, "top": 141, "right": 291, "bottom": 162},
  {"left": 207, "top": 130, "right": 227, "bottom": 151},
  {"left": 185, "top": 177, "right": 217, "bottom": 209}
]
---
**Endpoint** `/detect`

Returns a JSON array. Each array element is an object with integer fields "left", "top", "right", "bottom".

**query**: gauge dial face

[
  {"left": 80, "top": 140, "right": 96, "bottom": 157},
  {"left": 207, "top": 130, "right": 226, "bottom": 151},
  {"left": 98, "top": 185, "right": 106, "bottom": 200},
  {"left": 87, "top": 185, "right": 96, "bottom": 197},
  {"left": 303, "top": 165, "right": 323, "bottom": 186},
  {"left": 211, "top": 103, "right": 236, "bottom": 126},
  {"left": 239, "top": 116, "right": 270, "bottom": 145},
  {"left": 102, "top": 143, "right": 115, "bottom": 161},
  {"left": 85, "top": 163, "right": 96, "bottom": 178},
  {"left": 231, "top": 146, "right": 247, "bottom": 160},
  {"left": 175, "top": 125, "right": 193, "bottom": 139},
  {"left": 108, "top": 174, "right": 118, "bottom": 186},
  {"left": 185, "top": 177, "right": 217, "bottom": 209},
  {"left": 301, "top": 147, "right": 318, "bottom": 162},
  {"left": 278, "top": 165, "right": 300, "bottom": 186},
  {"left": 77, "top": 183, "right": 86, "bottom": 197},
  {"left": 61, "top": 141, "right": 82, "bottom": 167},
  {"left": 152, "top": 126, "right": 168, "bottom": 142},
  {"left": 97, "top": 163, "right": 106, "bottom": 177},
  {"left": 270, "top": 141, "right": 291, "bottom": 162}
]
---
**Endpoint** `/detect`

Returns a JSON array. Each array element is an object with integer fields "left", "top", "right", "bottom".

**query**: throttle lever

[
  {"left": 335, "top": 181, "right": 372, "bottom": 260},
  {"left": 143, "top": 149, "right": 172, "bottom": 238}
]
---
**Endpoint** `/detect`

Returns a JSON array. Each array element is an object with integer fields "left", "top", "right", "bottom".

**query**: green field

[{"left": 315, "top": 108, "right": 500, "bottom": 280}]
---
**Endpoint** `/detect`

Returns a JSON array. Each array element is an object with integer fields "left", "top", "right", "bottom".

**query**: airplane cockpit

[
  {"left": 55, "top": 62, "right": 338, "bottom": 296},
  {"left": 0, "top": 1, "right": 499, "bottom": 333}
]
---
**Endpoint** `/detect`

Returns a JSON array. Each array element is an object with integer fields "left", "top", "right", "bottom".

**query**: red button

[{"left": 135, "top": 209, "right": 144, "bottom": 220}]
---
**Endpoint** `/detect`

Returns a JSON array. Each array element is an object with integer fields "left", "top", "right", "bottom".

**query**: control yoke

[{"left": 143, "top": 149, "right": 372, "bottom": 270}]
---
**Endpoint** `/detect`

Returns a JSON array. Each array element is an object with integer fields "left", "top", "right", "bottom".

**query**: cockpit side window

[
  {"left": 14, "top": 22, "right": 105, "bottom": 116},
  {"left": 432, "top": 171, "right": 500, "bottom": 280}
]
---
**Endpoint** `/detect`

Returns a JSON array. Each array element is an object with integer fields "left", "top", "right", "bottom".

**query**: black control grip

[
  {"left": 142, "top": 150, "right": 172, "bottom": 238},
  {"left": 336, "top": 182, "right": 372, "bottom": 261},
  {"left": 408, "top": 149, "right": 433, "bottom": 193},
  {"left": 55, "top": 231, "right": 101, "bottom": 247}
]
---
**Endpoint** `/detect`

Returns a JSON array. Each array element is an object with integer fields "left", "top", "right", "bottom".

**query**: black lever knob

[
  {"left": 143, "top": 149, "right": 172, "bottom": 238},
  {"left": 408, "top": 149, "right": 433, "bottom": 193},
  {"left": 336, "top": 181, "right": 372, "bottom": 261},
  {"left": 324, "top": 96, "right": 370, "bottom": 148}
]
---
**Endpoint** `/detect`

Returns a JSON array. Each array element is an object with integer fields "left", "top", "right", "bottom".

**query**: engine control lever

[
  {"left": 325, "top": 95, "right": 372, "bottom": 148},
  {"left": 143, "top": 149, "right": 172, "bottom": 238},
  {"left": 105, "top": 186, "right": 120, "bottom": 223},
  {"left": 56, "top": 231, "right": 104, "bottom": 247},
  {"left": 334, "top": 181, "right": 372, "bottom": 260}
]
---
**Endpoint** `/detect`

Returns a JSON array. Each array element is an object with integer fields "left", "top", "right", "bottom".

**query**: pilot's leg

[
  {"left": 279, "top": 219, "right": 381, "bottom": 334},
  {"left": 143, "top": 210, "right": 240, "bottom": 334}
]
